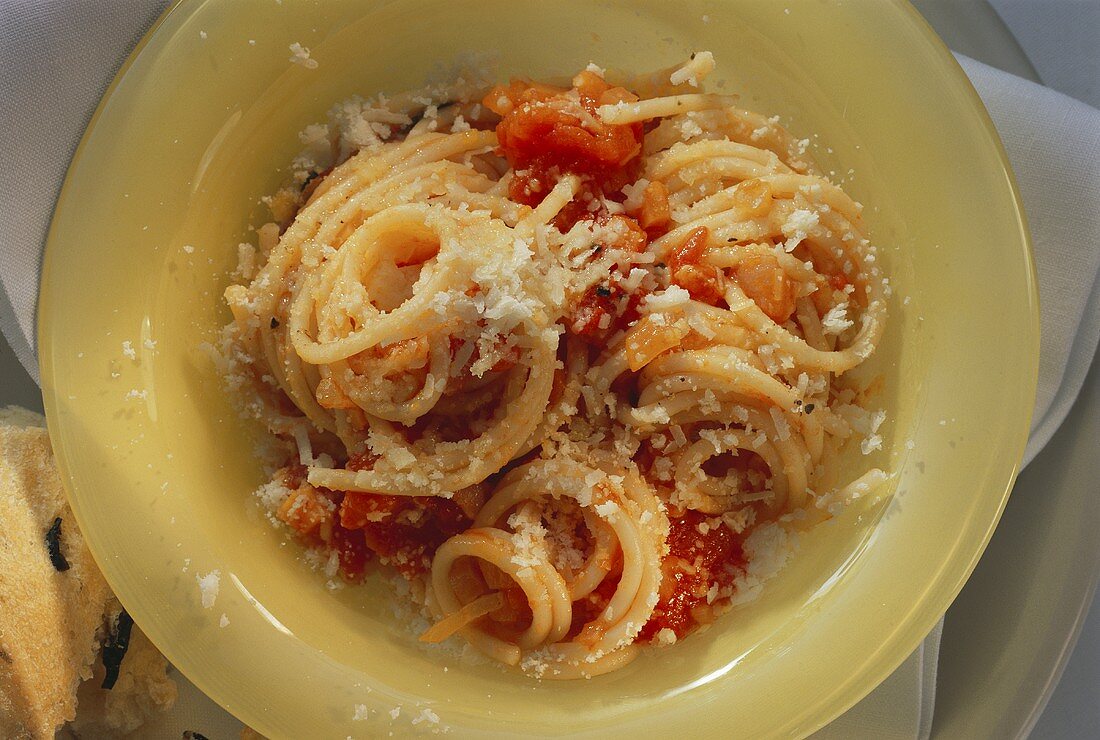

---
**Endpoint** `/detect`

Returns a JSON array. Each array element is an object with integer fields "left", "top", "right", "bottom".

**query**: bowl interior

[{"left": 39, "top": 0, "right": 1037, "bottom": 736}]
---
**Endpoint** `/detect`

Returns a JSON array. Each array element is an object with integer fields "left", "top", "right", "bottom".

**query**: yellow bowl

[{"left": 39, "top": 0, "right": 1038, "bottom": 736}]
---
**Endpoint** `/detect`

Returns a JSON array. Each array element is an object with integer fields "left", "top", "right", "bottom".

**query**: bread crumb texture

[{"left": 0, "top": 407, "right": 175, "bottom": 738}]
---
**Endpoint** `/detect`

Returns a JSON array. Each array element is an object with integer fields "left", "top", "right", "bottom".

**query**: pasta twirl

[{"left": 220, "top": 55, "right": 888, "bottom": 678}]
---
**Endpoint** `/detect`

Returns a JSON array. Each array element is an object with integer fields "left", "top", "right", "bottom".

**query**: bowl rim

[
  {"left": 798, "top": 0, "right": 1040, "bottom": 731},
  {"left": 37, "top": 0, "right": 1040, "bottom": 735}
]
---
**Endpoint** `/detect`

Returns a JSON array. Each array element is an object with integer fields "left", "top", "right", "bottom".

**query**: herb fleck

[
  {"left": 101, "top": 609, "right": 134, "bottom": 690},
  {"left": 45, "top": 517, "right": 70, "bottom": 572}
]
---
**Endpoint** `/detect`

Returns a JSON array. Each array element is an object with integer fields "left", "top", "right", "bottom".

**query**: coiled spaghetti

[{"left": 221, "top": 54, "right": 888, "bottom": 678}]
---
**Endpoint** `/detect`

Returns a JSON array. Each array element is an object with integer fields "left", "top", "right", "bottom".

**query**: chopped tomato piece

[
  {"left": 491, "top": 77, "right": 641, "bottom": 174},
  {"left": 277, "top": 484, "right": 331, "bottom": 538},
  {"left": 601, "top": 213, "right": 648, "bottom": 253},
  {"left": 673, "top": 264, "right": 725, "bottom": 306},
  {"left": 733, "top": 254, "right": 797, "bottom": 323},
  {"left": 668, "top": 227, "right": 710, "bottom": 272},
  {"left": 636, "top": 181, "right": 670, "bottom": 231},
  {"left": 667, "top": 227, "right": 725, "bottom": 305},
  {"left": 567, "top": 280, "right": 648, "bottom": 344},
  {"left": 488, "top": 71, "right": 644, "bottom": 231}
]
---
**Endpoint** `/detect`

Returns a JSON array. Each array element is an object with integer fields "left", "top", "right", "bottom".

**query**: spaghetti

[{"left": 221, "top": 55, "right": 888, "bottom": 678}]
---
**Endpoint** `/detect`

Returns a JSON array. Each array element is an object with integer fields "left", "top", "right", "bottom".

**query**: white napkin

[
  {"left": 953, "top": 55, "right": 1100, "bottom": 466},
  {"left": 990, "top": 0, "right": 1100, "bottom": 110},
  {"left": 0, "top": 0, "right": 169, "bottom": 384},
  {"left": 2, "top": 4, "right": 1098, "bottom": 738}
]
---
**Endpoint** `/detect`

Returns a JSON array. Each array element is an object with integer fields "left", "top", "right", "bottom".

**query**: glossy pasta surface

[{"left": 220, "top": 56, "right": 887, "bottom": 678}]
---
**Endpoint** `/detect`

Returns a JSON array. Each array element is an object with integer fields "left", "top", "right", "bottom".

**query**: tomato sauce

[
  {"left": 342, "top": 491, "right": 469, "bottom": 577},
  {"left": 331, "top": 525, "right": 370, "bottom": 582},
  {"left": 277, "top": 455, "right": 471, "bottom": 582},
  {"left": 732, "top": 254, "right": 797, "bottom": 323},
  {"left": 487, "top": 71, "right": 644, "bottom": 231},
  {"left": 568, "top": 279, "right": 649, "bottom": 344},
  {"left": 638, "top": 510, "right": 744, "bottom": 641}
]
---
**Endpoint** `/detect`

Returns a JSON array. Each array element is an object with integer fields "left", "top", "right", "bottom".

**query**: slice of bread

[
  {"left": 70, "top": 600, "right": 177, "bottom": 736},
  {"left": 0, "top": 407, "right": 175, "bottom": 737},
  {"left": 0, "top": 409, "right": 113, "bottom": 738}
]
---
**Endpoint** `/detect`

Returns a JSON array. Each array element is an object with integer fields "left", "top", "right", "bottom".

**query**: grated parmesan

[
  {"left": 288, "top": 42, "right": 319, "bottom": 69},
  {"left": 197, "top": 570, "right": 221, "bottom": 608}
]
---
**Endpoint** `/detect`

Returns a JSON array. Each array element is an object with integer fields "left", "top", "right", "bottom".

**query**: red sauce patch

[
  {"left": 563, "top": 213, "right": 650, "bottom": 342},
  {"left": 638, "top": 510, "right": 744, "bottom": 641},
  {"left": 567, "top": 280, "right": 649, "bottom": 344},
  {"left": 488, "top": 72, "right": 644, "bottom": 230},
  {"left": 345, "top": 450, "right": 379, "bottom": 472},
  {"left": 339, "top": 491, "right": 471, "bottom": 578},
  {"left": 829, "top": 272, "right": 850, "bottom": 292},
  {"left": 332, "top": 525, "right": 370, "bottom": 583},
  {"left": 281, "top": 463, "right": 308, "bottom": 489},
  {"left": 278, "top": 452, "right": 471, "bottom": 581}
]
